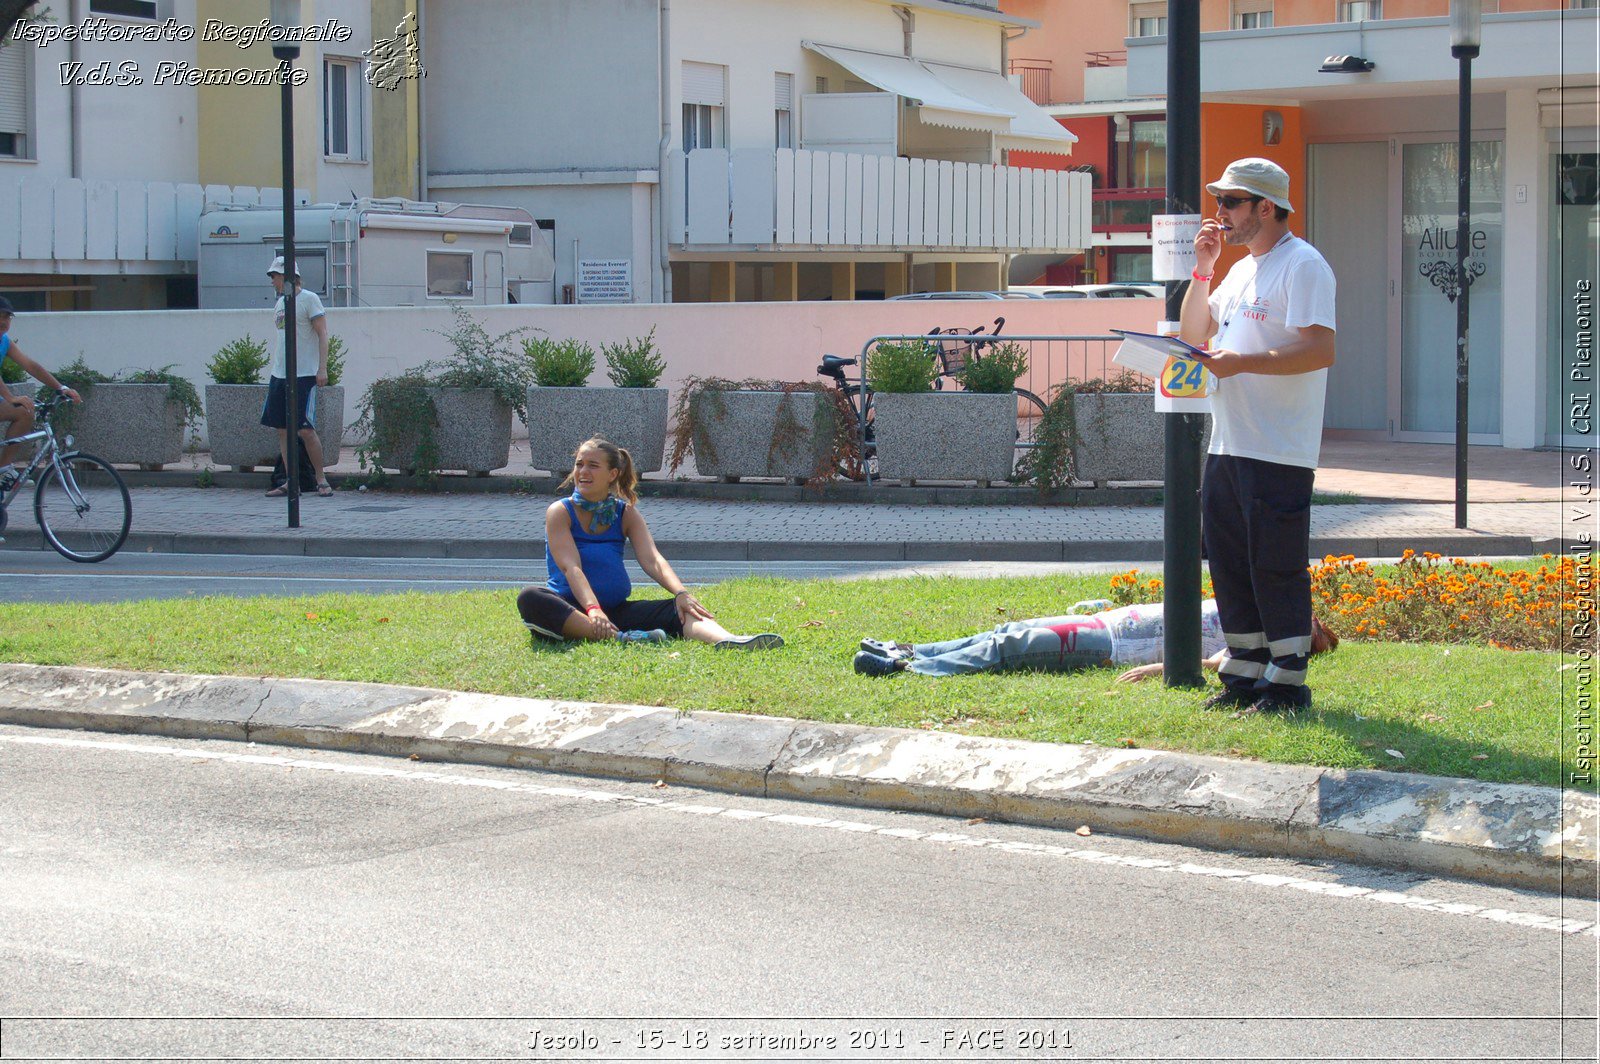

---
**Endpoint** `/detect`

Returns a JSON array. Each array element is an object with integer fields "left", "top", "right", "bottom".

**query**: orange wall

[
  {"left": 1002, "top": 0, "right": 1135, "bottom": 104},
  {"left": 1199, "top": 102, "right": 1308, "bottom": 275},
  {"left": 1010, "top": 116, "right": 1112, "bottom": 177}
]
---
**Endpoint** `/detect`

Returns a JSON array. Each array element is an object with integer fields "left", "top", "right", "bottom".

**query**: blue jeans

[{"left": 906, "top": 615, "right": 1115, "bottom": 677}]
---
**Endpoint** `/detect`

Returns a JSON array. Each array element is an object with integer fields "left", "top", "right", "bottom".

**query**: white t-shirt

[
  {"left": 1207, "top": 235, "right": 1337, "bottom": 469},
  {"left": 1102, "top": 600, "right": 1226, "bottom": 666},
  {"left": 272, "top": 288, "right": 326, "bottom": 379}
]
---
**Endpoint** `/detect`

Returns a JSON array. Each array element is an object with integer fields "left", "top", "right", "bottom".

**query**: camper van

[{"left": 198, "top": 198, "right": 556, "bottom": 310}]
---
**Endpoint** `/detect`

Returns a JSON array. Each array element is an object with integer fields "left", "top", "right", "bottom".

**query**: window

[
  {"left": 1573, "top": 0, "right": 1597, "bottom": 8},
  {"left": 1233, "top": 1, "right": 1273, "bottom": 29},
  {"left": 1339, "top": 1, "right": 1381, "bottom": 20},
  {"left": 427, "top": 251, "right": 473, "bottom": 298},
  {"left": 1120, "top": 117, "right": 1166, "bottom": 188},
  {"left": 0, "top": 41, "right": 29, "bottom": 159},
  {"left": 89, "top": 0, "right": 161, "bottom": 17},
  {"left": 774, "top": 72, "right": 794, "bottom": 149},
  {"left": 509, "top": 224, "right": 533, "bottom": 247},
  {"left": 681, "top": 61, "right": 726, "bottom": 151},
  {"left": 323, "top": 58, "right": 364, "bottom": 160},
  {"left": 1130, "top": 2, "right": 1167, "bottom": 37}
]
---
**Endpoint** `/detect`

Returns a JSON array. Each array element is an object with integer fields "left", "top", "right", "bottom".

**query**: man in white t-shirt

[
  {"left": 260, "top": 256, "right": 332, "bottom": 497},
  {"left": 1179, "top": 158, "right": 1337, "bottom": 714}
]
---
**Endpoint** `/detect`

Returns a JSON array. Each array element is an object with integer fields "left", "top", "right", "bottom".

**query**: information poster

[
  {"left": 577, "top": 260, "right": 633, "bottom": 303},
  {"left": 1151, "top": 214, "right": 1202, "bottom": 282}
]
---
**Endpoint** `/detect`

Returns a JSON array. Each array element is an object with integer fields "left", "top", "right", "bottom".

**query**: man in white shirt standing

[
  {"left": 1179, "top": 158, "right": 1337, "bottom": 713},
  {"left": 261, "top": 256, "right": 333, "bottom": 497}
]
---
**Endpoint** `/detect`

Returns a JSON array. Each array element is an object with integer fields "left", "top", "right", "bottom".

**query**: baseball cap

[
  {"left": 0, "top": 296, "right": 13, "bottom": 314},
  {"left": 1206, "top": 157, "right": 1294, "bottom": 213},
  {"left": 266, "top": 256, "right": 301, "bottom": 278}
]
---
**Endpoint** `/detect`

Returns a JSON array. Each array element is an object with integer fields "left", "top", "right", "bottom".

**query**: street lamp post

[
  {"left": 271, "top": 0, "right": 301, "bottom": 529},
  {"left": 1452, "top": 0, "right": 1481, "bottom": 530}
]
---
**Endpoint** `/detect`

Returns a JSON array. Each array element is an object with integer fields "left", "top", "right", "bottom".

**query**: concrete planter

[
  {"left": 524, "top": 385, "right": 668, "bottom": 474},
  {"left": 1071, "top": 392, "right": 1164, "bottom": 485},
  {"left": 690, "top": 389, "right": 832, "bottom": 483},
  {"left": 67, "top": 383, "right": 186, "bottom": 469},
  {"left": 374, "top": 386, "right": 511, "bottom": 475},
  {"left": 204, "top": 383, "right": 344, "bottom": 472},
  {"left": 874, "top": 391, "right": 1017, "bottom": 485}
]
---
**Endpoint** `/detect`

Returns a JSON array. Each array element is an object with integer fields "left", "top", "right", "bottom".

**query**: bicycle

[
  {"left": 816, "top": 351, "right": 876, "bottom": 482},
  {"left": 0, "top": 390, "right": 132, "bottom": 563}
]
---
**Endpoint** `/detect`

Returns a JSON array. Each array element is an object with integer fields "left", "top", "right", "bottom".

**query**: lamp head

[
  {"left": 1451, "top": 0, "right": 1482, "bottom": 57},
  {"left": 1318, "top": 54, "right": 1375, "bottom": 73},
  {"left": 270, "top": 0, "right": 301, "bottom": 60}
]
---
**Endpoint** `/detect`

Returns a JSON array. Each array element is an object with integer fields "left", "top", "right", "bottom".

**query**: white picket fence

[
  {"left": 669, "top": 148, "right": 1091, "bottom": 253},
  {"left": 0, "top": 176, "right": 308, "bottom": 265}
]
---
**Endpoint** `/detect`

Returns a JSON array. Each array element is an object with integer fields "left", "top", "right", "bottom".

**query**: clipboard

[{"left": 1110, "top": 329, "right": 1212, "bottom": 359}]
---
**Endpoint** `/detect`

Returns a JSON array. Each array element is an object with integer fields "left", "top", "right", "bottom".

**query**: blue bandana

[{"left": 570, "top": 491, "right": 619, "bottom": 533}]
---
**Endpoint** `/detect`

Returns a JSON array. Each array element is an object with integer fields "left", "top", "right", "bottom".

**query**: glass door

[
  {"left": 1398, "top": 139, "right": 1504, "bottom": 440},
  {"left": 1547, "top": 149, "right": 1599, "bottom": 446}
]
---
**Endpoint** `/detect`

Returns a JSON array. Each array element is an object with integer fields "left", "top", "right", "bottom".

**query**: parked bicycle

[
  {"left": 0, "top": 390, "right": 132, "bottom": 562},
  {"left": 817, "top": 316, "right": 1049, "bottom": 482}
]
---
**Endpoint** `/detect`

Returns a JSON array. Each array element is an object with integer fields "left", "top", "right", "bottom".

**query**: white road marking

[{"left": 3, "top": 731, "right": 1593, "bottom": 939}]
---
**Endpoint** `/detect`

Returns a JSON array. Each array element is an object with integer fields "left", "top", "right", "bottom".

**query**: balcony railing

[
  {"left": 1008, "top": 58, "right": 1052, "bottom": 105},
  {"left": 1092, "top": 187, "right": 1164, "bottom": 232},
  {"left": 0, "top": 175, "right": 300, "bottom": 269},
  {"left": 669, "top": 148, "right": 1092, "bottom": 254}
]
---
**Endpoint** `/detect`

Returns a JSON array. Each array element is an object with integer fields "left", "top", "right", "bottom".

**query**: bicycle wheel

[
  {"left": 1014, "top": 387, "right": 1049, "bottom": 448},
  {"left": 34, "top": 452, "right": 131, "bottom": 563}
]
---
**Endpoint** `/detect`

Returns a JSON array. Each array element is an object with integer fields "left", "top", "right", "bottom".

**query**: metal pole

[
  {"left": 1453, "top": 51, "right": 1473, "bottom": 529},
  {"left": 279, "top": 57, "right": 300, "bottom": 529},
  {"left": 1163, "top": 0, "right": 1204, "bottom": 687}
]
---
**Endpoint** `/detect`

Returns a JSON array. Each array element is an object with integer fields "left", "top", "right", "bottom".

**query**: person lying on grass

[
  {"left": 854, "top": 598, "right": 1337, "bottom": 695},
  {"left": 516, "top": 436, "right": 783, "bottom": 650}
]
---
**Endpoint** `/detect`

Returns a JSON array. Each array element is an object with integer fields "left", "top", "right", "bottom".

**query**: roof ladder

[{"left": 328, "top": 208, "right": 357, "bottom": 308}]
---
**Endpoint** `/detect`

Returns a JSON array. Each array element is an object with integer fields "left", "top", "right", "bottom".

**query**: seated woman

[
  {"left": 517, "top": 436, "right": 783, "bottom": 650},
  {"left": 854, "top": 599, "right": 1336, "bottom": 684}
]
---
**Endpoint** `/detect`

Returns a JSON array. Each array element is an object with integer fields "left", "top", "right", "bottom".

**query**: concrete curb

[
  {"left": 0, "top": 528, "right": 1552, "bottom": 562},
  {"left": 1, "top": 663, "right": 1592, "bottom": 897}
]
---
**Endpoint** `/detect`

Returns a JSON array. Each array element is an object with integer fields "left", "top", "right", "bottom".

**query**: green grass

[{"left": 0, "top": 571, "right": 1586, "bottom": 790}]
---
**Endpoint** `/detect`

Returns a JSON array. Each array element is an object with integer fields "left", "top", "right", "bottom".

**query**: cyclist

[{"left": 0, "top": 296, "right": 82, "bottom": 494}]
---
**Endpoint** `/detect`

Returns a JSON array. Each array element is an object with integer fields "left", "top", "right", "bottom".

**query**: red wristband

[
  {"left": 585, "top": 604, "right": 603, "bottom": 615},
  {"left": 1192, "top": 268, "right": 1214, "bottom": 282}
]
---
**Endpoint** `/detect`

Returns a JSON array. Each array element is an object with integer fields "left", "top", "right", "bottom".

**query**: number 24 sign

[{"left": 1161, "top": 356, "right": 1209, "bottom": 399}]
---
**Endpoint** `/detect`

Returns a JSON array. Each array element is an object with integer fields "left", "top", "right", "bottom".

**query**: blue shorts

[{"left": 260, "top": 376, "right": 318, "bottom": 431}]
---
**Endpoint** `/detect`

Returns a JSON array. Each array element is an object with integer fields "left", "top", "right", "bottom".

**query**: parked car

[
  {"left": 1007, "top": 283, "right": 1163, "bottom": 299},
  {"left": 886, "top": 291, "right": 1008, "bottom": 301}
]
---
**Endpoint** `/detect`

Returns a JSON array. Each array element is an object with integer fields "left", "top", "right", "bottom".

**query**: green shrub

[
  {"left": 121, "top": 365, "right": 204, "bottom": 431},
  {"left": 960, "top": 341, "right": 1028, "bottom": 394},
  {"left": 523, "top": 336, "right": 596, "bottom": 388},
  {"left": 1, "top": 355, "right": 22, "bottom": 385},
  {"left": 206, "top": 335, "right": 269, "bottom": 385},
  {"left": 325, "top": 335, "right": 345, "bottom": 387},
  {"left": 866, "top": 340, "right": 938, "bottom": 394},
  {"left": 603, "top": 328, "right": 666, "bottom": 388},
  {"left": 55, "top": 356, "right": 113, "bottom": 391}
]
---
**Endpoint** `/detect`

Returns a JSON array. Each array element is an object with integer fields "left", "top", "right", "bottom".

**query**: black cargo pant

[{"left": 1201, "top": 454, "right": 1315, "bottom": 696}]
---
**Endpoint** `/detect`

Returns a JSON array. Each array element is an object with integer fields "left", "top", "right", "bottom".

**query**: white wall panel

[
  {"left": 873, "top": 155, "right": 895, "bottom": 245},
  {"left": 117, "top": 182, "right": 148, "bottom": 260},
  {"left": 978, "top": 165, "right": 995, "bottom": 248},
  {"left": 85, "top": 181, "right": 118, "bottom": 260},
  {"left": 146, "top": 183, "right": 177, "bottom": 262},
  {"left": 731, "top": 148, "right": 774, "bottom": 245},
  {"left": 843, "top": 152, "right": 862, "bottom": 246},
  {"left": 53, "top": 179, "right": 85, "bottom": 260},
  {"left": 810, "top": 151, "right": 830, "bottom": 246},
  {"left": 1004, "top": 167, "right": 1021, "bottom": 249},
  {"left": 666, "top": 151, "right": 688, "bottom": 244},
  {"left": 203, "top": 185, "right": 233, "bottom": 209},
  {"left": 175, "top": 185, "right": 205, "bottom": 261},
  {"left": 792, "top": 150, "right": 814, "bottom": 244},
  {"left": 686, "top": 149, "right": 730, "bottom": 244},
  {"left": 774, "top": 148, "right": 796, "bottom": 244},
  {"left": 892, "top": 157, "right": 910, "bottom": 247},
  {"left": 826, "top": 152, "right": 847, "bottom": 246},
  {"left": 905, "top": 159, "right": 924, "bottom": 246}
]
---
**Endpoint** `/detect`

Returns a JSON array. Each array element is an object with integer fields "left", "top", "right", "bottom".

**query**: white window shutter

[
  {"left": 0, "top": 44, "right": 28, "bottom": 135},
  {"left": 774, "top": 71, "right": 793, "bottom": 111},
  {"left": 682, "top": 61, "right": 726, "bottom": 107}
]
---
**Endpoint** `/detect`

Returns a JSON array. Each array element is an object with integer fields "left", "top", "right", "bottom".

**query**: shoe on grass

[
  {"left": 714, "top": 633, "right": 784, "bottom": 650},
  {"left": 616, "top": 628, "right": 669, "bottom": 644},
  {"left": 1202, "top": 687, "right": 1256, "bottom": 711},
  {"left": 859, "top": 637, "right": 912, "bottom": 658},
  {"left": 853, "top": 650, "right": 907, "bottom": 677},
  {"left": 1245, "top": 685, "right": 1312, "bottom": 715}
]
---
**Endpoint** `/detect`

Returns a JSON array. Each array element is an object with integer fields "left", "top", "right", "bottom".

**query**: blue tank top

[{"left": 546, "top": 498, "right": 631, "bottom": 609}]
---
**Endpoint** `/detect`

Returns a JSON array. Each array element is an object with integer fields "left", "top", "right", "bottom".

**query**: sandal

[
  {"left": 316, "top": 482, "right": 334, "bottom": 497},
  {"left": 265, "top": 485, "right": 288, "bottom": 497}
]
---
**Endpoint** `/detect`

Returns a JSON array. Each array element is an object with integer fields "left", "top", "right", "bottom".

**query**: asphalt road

[
  {"left": 0, "top": 550, "right": 1135, "bottom": 603},
  {"left": 2, "top": 725, "right": 1595, "bottom": 1063}
]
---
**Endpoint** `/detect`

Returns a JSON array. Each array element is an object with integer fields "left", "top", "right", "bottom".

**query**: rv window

[
  {"left": 509, "top": 224, "right": 533, "bottom": 247},
  {"left": 428, "top": 251, "right": 473, "bottom": 298}
]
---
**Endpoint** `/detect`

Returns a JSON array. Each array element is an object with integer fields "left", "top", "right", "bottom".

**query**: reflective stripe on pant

[
  {"left": 906, "top": 615, "right": 1115, "bottom": 677},
  {"left": 1202, "top": 454, "right": 1314, "bottom": 693}
]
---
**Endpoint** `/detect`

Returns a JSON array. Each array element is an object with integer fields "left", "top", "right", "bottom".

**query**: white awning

[{"left": 803, "top": 42, "right": 1077, "bottom": 156}]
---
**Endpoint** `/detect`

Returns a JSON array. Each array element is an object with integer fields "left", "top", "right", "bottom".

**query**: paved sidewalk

[{"left": 2, "top": 664, "right": 1593, "bottom": 899}]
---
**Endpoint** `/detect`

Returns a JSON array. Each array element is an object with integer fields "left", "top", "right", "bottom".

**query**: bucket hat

[{"left": 1206, "top": 157, "right": 1294, "bottom": 212}]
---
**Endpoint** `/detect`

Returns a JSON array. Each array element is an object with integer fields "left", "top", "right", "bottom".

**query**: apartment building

[
  {"left": 1000, "top": 0, "right": 1596, "bottom": 452},
  {"left": 418, "top": 0, "right": 1090, "bottom": 303},
  {"left": 0, "top": 0, "right": 391, "bottom": 311}
]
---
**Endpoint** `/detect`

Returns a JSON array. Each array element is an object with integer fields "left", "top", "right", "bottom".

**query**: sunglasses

[{"left": 1215, "top": 194, "right": 1263, "bottom": 210}]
